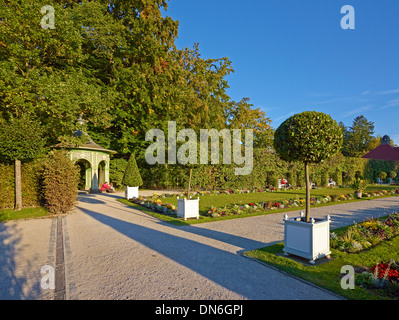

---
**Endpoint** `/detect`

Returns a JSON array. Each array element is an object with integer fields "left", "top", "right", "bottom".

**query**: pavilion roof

[{"left": 362, "top": 142, "right": 399, "bottom": 161}]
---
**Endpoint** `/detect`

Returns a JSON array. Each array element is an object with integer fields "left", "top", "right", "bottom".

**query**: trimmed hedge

[
  {"left": 0, "top": 160, "right": 44, "bottom": 209},
  {"left": 42, "top": 150, "right": 79, "bottom": 215},
  {"left": 136, "top": 148, "right": 374, "bottom": 191}
]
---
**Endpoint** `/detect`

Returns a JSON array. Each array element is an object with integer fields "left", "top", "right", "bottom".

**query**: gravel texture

[{"left": 1, "top": 190, "right": 399, "bottom": 300}]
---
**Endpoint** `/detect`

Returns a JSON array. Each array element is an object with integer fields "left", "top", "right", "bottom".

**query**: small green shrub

[
  {"left": 42, "top": 150, "right": 79, "bottom": 214},
  {"left": 122, "top": 153, "right": 143, "bottom": 187}
]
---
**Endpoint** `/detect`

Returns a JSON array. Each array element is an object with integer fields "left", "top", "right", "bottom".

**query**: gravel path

[{"left": 1, "top": 191, "right": 399, "bottom": 300}]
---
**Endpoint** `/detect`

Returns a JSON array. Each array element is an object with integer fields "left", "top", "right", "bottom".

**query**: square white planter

[
  {"left": 283, "top": 213, "right": 331, "bottom": 264},
  {"left": 125, "top": 186, "right": 139, "bottom": 199},
  {"left": 177, "top": 197, "right": 199, "bottom": 220}
]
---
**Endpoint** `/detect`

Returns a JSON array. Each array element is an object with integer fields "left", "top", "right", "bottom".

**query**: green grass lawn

[
  {"left": 124, "top": 185, "right": 399, "bottom": 225},
  {"left": 244, "top": 222, "right": 399, "bottom": 300},
  {"left": 0, "top": 206, "right": 50, "bottom": 223}
]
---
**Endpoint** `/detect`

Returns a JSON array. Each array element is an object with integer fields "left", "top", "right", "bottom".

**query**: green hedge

[
  {"left": 135, "top": 148, "right": 374, "bottom": 191},
  {"left": 0, "top": 160, "right": 44, "bottom": 209}
]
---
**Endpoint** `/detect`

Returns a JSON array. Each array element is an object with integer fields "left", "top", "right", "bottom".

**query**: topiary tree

[
  {"left": 273, "top": 111, "right": 343, "bottom": 222},
  {"left": 42, "top": 150, "right": 79, "bottom": 215},
  {"left": 378, "top": 171, "right": 387, "bottom": 184},
  {"left": 122, "top": 153, "right": 143, "bottom": 188},
  {"left": 389, "top": 170, "right": 397, "bottom": 184}
]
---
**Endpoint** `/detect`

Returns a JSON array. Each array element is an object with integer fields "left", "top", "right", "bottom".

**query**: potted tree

[
  {"left": 176, "top": 132, "right": 199, "bottom": 221},
  {"left": 122, "top": 153, "right": 143, "bottom": 199},
  {"left": 177, "top": 167, "right": 200, "bottom": 220},
  {"left": 274, "top": 111, "right": 343, "bottom": 264},
  {"left": 378, "top": 171, "right": 387, "bottom": 184},
  {"left": 351, "top": 177, "right": 367, "bottom": 198}
]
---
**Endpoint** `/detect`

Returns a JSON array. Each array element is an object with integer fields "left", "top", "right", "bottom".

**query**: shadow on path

[{"left": 77, "top": 206, "right": 330, "bottom": 300}]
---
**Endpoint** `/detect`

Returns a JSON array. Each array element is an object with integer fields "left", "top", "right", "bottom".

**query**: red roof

[{"left": 362, "top": 144, "right": 399, "bottom": 161}]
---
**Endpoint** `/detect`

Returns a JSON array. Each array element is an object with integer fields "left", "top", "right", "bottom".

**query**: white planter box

[
  {"left": 177, "top": 197, "right": 199, "bottom": 220},
  {"left": 125, "top": 186, "right": 139, "bottom": 199},
  {"left": 283, "top": 213, "right": 331, "bottom": 264}
]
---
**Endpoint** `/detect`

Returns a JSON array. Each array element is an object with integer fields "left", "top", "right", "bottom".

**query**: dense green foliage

[
  {"left": 273, "top": 111, "right": 343, "bottom": 221},
  {"left": 341, "top": 115, "right": 375, "bottom": 157},
  {"left": 122, "top": 153, "right": 143, "bottom": 187},
  {"left": 0, "top": 161, "right": 44, "bottom": 209},
  {"left": 42, "top": 150, "right": 79, "bottom": 214},
  {"left": 0, "top": 0, "right": 273, "bottom": 157},
  {"left": 273, "top": 111, "right": 343, "bottom": 164}
]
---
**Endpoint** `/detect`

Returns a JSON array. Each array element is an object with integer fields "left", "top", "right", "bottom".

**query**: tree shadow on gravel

[
  {"left": 0, "top": 222, "right": 44, "bottom": 299},
  {"left": 78, "top": 207, "right": 329, "bottom": 300}
]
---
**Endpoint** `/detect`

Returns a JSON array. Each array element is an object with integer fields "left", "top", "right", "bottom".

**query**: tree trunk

[
  {"left": 305, "top": 162, "right": 310, "bottom": 222},
  {"left": 15, "top": 158, "right": 22, "bottom": 211},
  {"left": 187, "top": 168, "right": 192, "bottom": 198}
]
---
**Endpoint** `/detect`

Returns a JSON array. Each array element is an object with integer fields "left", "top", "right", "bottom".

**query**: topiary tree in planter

[
  {"left": 378, "top": 171, "right": 387, "bottom": 184},
  {"left": 274, "top": 111, "right": 343, "bottom": 263},
  {"left": 274, "top": 111, "right": 343, "bottom": 222},
  {"left": 389, "top": 170, "right": 397, "bottom": 184},
  {"left": 122, "top": 153, "right": 143, "bottom": 199}
]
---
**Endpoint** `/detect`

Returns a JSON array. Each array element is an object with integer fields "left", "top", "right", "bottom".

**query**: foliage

[
  {"left": 109, "top": 158, "right": 128, "bottom": 189},
  {"left": 273, "top": 111, "right": 343, "bottom": 164},
  {"left": 378, "top": 171, "right": 387, "bottom": 181},
  {"left": 273, "top": 111, "right": 343, "bottom": 222},
  {"left": 351, "top": 178, "right": 368, "bottom": 192},
  {"left": 42, "top": 150, "right": 79, "bottom": 214},
  {"left": 1, "top": 0, "right": 273, "bottom": 160},
  {"left": 341, "top": 115, "right": 375, "bottom": 157},
  {"left": 0, "top": 114, "right": 47, "bottom": 162},
  {"left": 330, "top": 213, "right": 399, "bottom": 253},
  {"left": 122, "top": 153, "right": 143, "bottom": 187}
]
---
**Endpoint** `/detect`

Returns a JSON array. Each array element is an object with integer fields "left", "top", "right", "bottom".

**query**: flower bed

[
  {"left": 355, "top": 260, "right": 399, "bottom": 297},
  {"left": 130, "top": 196, "right": 178, "bottom": 216},
  {"left": 129, "top": 189, "right": 399, "bottom": 220},
  {"left": 330, "top": 212, "right": 399, "bottom": 253},
  {"left": 206, "top": 189, "right": 399, "bottom": 218}
]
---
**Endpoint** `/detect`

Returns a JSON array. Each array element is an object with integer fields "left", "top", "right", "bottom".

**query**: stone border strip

[{"left": 54, "top": 216, "right": 66, "bottom": 300}]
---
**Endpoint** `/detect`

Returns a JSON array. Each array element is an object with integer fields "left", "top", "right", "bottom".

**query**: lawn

[
  {"left": 124, "top": 184, "right": 399, "bottom": 225},
  {"left": 0, "top": 206, "right": 50, "bottom": 223},
  {"left": 243, "top": 215, "right": 399, "bottom": 300}
]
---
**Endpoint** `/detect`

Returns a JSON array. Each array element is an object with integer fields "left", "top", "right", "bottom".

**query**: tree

[
  {"left": 389, "top": 170, "right": 397, "bottom": 183},
  {"left": 273, "top": 111, "right": 343, "bottom": 222},
  {"left": 0, "top": 114, "right": 47, "bottom": 210},
  {"left": 122, "top": 153, "right": 143, "bottom": 187},
  {"left": 227, "top": 97, "right": 274, "bottom": 148},
  {"left": 342, "top": 115, "right": 375, "bottom": 157},
  {"left": 378, "top": 171, "right": 387, "bottom": 184}
]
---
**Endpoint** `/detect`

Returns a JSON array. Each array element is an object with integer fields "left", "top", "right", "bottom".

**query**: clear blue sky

[{"left": 162, "top": 0, "right": 399, "bottom": 144}]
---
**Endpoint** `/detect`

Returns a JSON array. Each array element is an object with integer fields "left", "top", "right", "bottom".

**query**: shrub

[
  {"left": 109, "top": 158, "right": 128, "bottom": 189},
  {"left": 378, "top": 171, "right": 387, "bottom": 182},
  {"left": 122, "top": 153, "right": 143, "bottom": 187},
  {"left": 42, "top": 150, "right": 79, "bottom": 214}
]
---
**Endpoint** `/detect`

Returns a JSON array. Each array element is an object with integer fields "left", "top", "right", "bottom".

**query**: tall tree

[{"left": 342, "top": 115, "right": 375, "bottom": 157}]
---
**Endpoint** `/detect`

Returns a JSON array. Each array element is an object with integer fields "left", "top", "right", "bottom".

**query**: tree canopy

[{"left": 0, "top": 0, "right": 274, "bottom": 159}]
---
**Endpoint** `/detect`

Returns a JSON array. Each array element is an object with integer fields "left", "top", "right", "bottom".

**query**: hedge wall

[
  {"left": 0, "top": 160, "right": 44, "bottom": 209},
  {"left": 133, "top": 149, "right": 374, "bottom": 191}
]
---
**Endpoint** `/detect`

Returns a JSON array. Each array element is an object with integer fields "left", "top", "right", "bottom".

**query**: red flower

[{"left": 371, "top": 263, "right": 399, "bottom": 281}]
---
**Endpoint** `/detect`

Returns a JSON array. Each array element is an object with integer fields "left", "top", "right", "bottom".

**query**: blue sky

[{"left": 161, "top": 0, "right": 399, "bottom": 144}]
